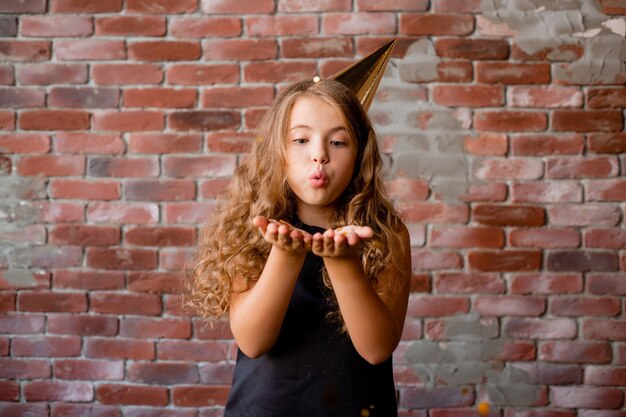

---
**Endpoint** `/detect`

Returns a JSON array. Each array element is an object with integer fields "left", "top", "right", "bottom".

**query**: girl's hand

[
  {"left": 253, "top": 216, "right": 312, "bottom": 255},
  {"left": 312, "top": 225, "right": 373, "bottom": 258}
]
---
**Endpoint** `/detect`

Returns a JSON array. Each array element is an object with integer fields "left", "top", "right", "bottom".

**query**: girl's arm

[
  {"left": 228, "top": 217, "right": 310, "bottom": 358},
  {"left": 318, "top": 223, "right": 412, "bottom": 365}
]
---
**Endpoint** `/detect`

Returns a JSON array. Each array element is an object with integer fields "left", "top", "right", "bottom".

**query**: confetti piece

[{"left": 476, "top": 401, "right": 491, "bottom": 415}]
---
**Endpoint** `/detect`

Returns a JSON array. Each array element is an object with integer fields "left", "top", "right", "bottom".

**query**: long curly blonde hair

[{"left": 184, "top": 79, "right": 404, "bottom": 325}]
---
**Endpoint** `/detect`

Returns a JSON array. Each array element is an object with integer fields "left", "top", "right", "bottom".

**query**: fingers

[
  {"left": 254, "top": 217, "right": 311, "bottom": 254},
  {"left": 354, "top": 226, "right": 373, "bottom": 239}
]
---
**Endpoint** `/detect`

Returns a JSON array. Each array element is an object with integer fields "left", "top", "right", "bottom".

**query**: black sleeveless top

[{"left": 224, "top": 221, "right": 398, "bottom": 417}]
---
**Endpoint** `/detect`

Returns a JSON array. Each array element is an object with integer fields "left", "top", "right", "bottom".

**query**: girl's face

[{"left": 284, "top": 94, "right": 357, "bottom": 226}]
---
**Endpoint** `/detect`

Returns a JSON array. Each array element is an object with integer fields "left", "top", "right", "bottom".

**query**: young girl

[{"left": 186, "top": 77, "right": 412, "bottom": 416}]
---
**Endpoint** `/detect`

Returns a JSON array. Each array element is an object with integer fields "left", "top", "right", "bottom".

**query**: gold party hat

[{"left": 330, "top": 39, "right": 396, "bottom": 111}]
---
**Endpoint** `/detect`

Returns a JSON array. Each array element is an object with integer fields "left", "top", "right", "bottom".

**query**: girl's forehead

[{"left": 288, "top": 95, "right": 346, "bottom": 127}]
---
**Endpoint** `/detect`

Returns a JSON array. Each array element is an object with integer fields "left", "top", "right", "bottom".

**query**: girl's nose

[{"left": 312, "top": 152, "right": 328, "bottom": 164}]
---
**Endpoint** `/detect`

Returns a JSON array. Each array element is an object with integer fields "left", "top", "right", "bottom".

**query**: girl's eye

[
  {"left": 330, "top": 140, "right": 346, "bottom": 148},
  {"left": 293, "top": 138, "right": 308, "bottom": 144}
]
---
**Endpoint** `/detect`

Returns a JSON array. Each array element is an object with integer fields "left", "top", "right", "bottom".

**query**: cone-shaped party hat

[{"left": 330, "top": 39, "right": 396, "bottom": 112}]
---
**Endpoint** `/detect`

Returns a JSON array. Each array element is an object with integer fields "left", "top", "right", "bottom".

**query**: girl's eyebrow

[{"left": 288, "top": 124, "right": 347, "bottom": 133}]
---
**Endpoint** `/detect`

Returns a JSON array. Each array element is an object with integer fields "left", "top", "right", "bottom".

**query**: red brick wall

[{"left": 1, "top": 0, "right": 625, "bottom": 416}]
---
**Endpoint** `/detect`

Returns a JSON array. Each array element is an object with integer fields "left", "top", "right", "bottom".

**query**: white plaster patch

[{"left": 602, "top": 18, "right": 626, "bottom": 37}]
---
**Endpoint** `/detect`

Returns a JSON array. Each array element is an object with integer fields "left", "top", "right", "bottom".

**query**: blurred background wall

[{"left": 0, "top": 0, "right": 625, "bottom": 416}]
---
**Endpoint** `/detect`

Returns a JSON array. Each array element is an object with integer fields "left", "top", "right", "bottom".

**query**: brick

[
  {"left": 18, "top": 292, "right": 87, "bottom": 313},
  {"left": 11, "top": 246, "right": 83, "bottom": 269},
  {"left": 281, "top": 37, "right": 352, "bottom": 59},
  {"left": 407, "top": 295, "right": 470, "bottom": 317},
  {"left": 55, "top": 359, "right": 123, "bottom": 380},
  {"left": 597, "top": 0, "right": 626, "bottom": 14},
  {"left": 356, "top": 37, "right": 424, "bottom": 60},
  {"left": 128, "top": 133, "right": 202, "bottom": 154},
  {"left": 94, "top": 110, "right": 164, "bottom": 132},
  {"left": 21, "top": 15, "right": 93, "bottom": 37},
  {"left": 0, "top": 225, "right": 45, "bottom": 246},
  {"left": 124, "top": 179, "right": 196, "bottom": 201},
  {"left": 551, "top": 295, "right": 621, "bottom": 317},
  {"left": 128, "top": 362, "right": 198, "bottom": 385},
  {"left": 278, "top": 0, "right": 350, "bottom": 11},
  {"left": 93, "top": 63, "right": 163, "bottom": 85},
  {"left": 472, "top": 204, "right": 545, "bottom": 227},
  {"left": 0, "top": 0, "right": 46, "bottom": 12},
  {"left": 553, "top": 110, "right": 623, "bottom": 132},
  {"left": 548, "top": 251, "right": 619, "bottom": 272},
  {"left": 49, "top": 87, "right": 119, "bottom": 109},
  {"left": 0, "top": 111, "right": 15, "bottom": 130},
  {"left": 400, "top": 202, "right": 469, "bottom": 224},
  {"left": 399, "top": 386, "right": 473, "bottom": 409},
  {"left": 203, "top": 38, "right": 277, "bottom": 61},
  {"left": 385, "top": 178, "right": 429, "bottom": 202},
  {"left": 509, "top": 86, "right": 582, "bottom": 108},
  {"left": 0, "top": 87, "right": 45, "bottom": 108},
  {"left": 163, "top": 155, "right": 236, "bottom": 178},
  {"left": 0, "top": 358, "right": 50, "bottom": 378},
  {"left": 511, "top": 182, "right": 582, "bottom": 203},
  {"left": 539, "top": 341, "right": 612, "bottom": 364},
  {"left": 17, "top": 63, "right": 87, "bottom": 85},
  {"left": 199, "top": 177, "right": 230, "bottom": 198},
  {"left": 129, "top": 41, "right": 201, "bottom": 61},
  {"left": 322, "top": 12, "right": 396, "bottom": 35},
  {"left": 474, "top": 111, "right": 547, "bottom": 132},
  {"left": 512, "top": 42, "right": 584, "bottom": 62},
  {"left": 17, "top": 155, "right": 85, "bottom": 176},
  {"left": 476, "top": 15, "right": 518, "bottom": 36},
  {"left": 430, "top": 226, "right": 503, "bottom": 249},
  {"left": 12, "top": 335, "right": 81, "bottom": 357},
  {"left": 0, "top": 133, "right": 50, "bottom": 154},
  {"left": 243, "top": 107, "right": 267, "bottom": 130},
  {"left": 585, "top": 366, "right": 626, "bottom": 386},
  {"left": 546, "top": 156, "right": 619, "bottom": 179},
  {"left": 160, "top": 202, "right": 212, "bottom": 224},
  {"left": 244, "top": 61, "right": 317, "bottom": 83},
  {"left": 474, "top": 158, "right": 543, "bottom": 180},
  {"left": 0, "top": 314, "right": 45, "bottom": 334},
  {"left": 509, "top": 228, "right": 580, "bottom": 249},
  {"left": 53, "top": 270, "right": 125, "bottom": 291},
  {"left": 587, "top": 179, "right": 626, "bottom": 202},
  {"left": 246, "top": 15, "right": 317, "bottom": 36},
  {"left": 587, "top": 87, "right": 626, "bottom": 108},
  {"left": 509, "top": 273, "right": 583, "bottom": 294},
  {"left": 475, "top": 62, "right": 550, "bottom": 84},
  {"left": 583, "top": 319, "right": 626, "bottom": 341},
  {"left": 0, "top": 380, "right": 19, "bottom": 400},
  {"left": 56, "top": 39, "right": 125, "bottom": 61},
  {"left": 0, "top": 40, "right": 50, "bottom": 62},
  {"left": 136, "top": 271, "right": 184, "bottom": 296},
  {"left": 433, "top": 272, "right": 504, "bottom": 294},
  {"left": 55, "top": 132, "right": 125, "bottom": 155},
  {"left": 547, "top": 204, "right": 621, "bottom": 226},
  {"left": 0, "top": 270, "right": 49, "bottom": 290},
  {"left": 160, "top": 248, "right": 194, "bottom": 270},
  {"left": 435, "top": 38, "right": 508, "bottom": 60},
  {"left": 157, "top": 340, "right": 230, "bottom": 361},
  {"left": 588, "top": 273, "right": 626, "bottom": 295},
  {"left": 193, "top": 319, "right": 232, "bottom": 340},
  {"left": 473, "top": 295, "right": 546, "bottom": 317},
  {"left": 359, "top": 0, "right": 427, "bottom": 10},
  {"left": 514, "top": 362, "right": 582, "bottom": 386},
  {"left": 24, "top": 380, "right": 92, "bottom": 402},
  {"left": 588, "top": 132, "right": 626, "bottom": 154},
  {"left": 551, "top": 386, "right": 622, "bottom": 409},
  {"left": 50, "top": 224, "right": 120, "bottom": 246},
  {"left": 167, "top": 64, "right": 238, "bottom": 85},
  {"left": 411, "top": 250, "right": 463, "bottom": 270},
  {"left": 96, "top": 16, "right": 166, "bottom": 36},
  {"left": 124, "top": 88, "right": 196, "bottom": 109},
  {"left": 37, "top": 201, "right": 85, "bottom": 223},
  {"left": 85, "top": 338, "right": 154, "bottom": 360},
  {"left": 202, "top": 86, "right": 274, "bottom": 109},
  {"left": 51, "top": 404, "right": 122, "bottom": 417},
  {"left": 511, "top": 133, "right": 584, "bottom": 156},
  {"left": 200, "top": 363, "right": 235, "bottom": 385},
  {"left": 168, "top": 110, "right": 240, "bottom": 131},
  {"left": 121, "top": 316, "right": 190, "bottom": 338},
  {"left": 19, "top": 110, "right": 90, "bottom": 131},
  {"left": 91, "top": 293, "right": 162, "bottom": 315},
  {"left": 170, "top": 17, "right": 241, "bottom": 38},
  {"left": 202, "top": 0, "right": 274, "bottom": 12},
  {"left": 400, "top": 14, "right": 474, "bottom": 36},
  {"left": 96, "top": 384, "right": 168, "bottom": 406},
  {"left": 172, "top": 385, "right": 229, "bottom": 407},
  {"left": 88, "top": 157, "right": 159, "bottom": 178},
  {"left": 50, "top": 179, "right": 121, "bottom": 200},
  {"left": 87, "top": 248, "right": 157, "bottom": 270},
  {"left": 127, "top": 0, "right": 197, "bottom": 13},
  {"left": 51, "top": 0, "right": 122, "bottom": 12},
  {"left": 468, "top": 250, "right": 542, "bottom": 272},
  {"left": 433, "top": 85, "right": 503, "bottom": 107},
  {"left": 0, "top": 65, "right": 13, "bottom": 84},
  {"left": 125, "top": 226, "right": 196, "bottom": 247},
  {"left": 504, "top": 318, "right": 577, "bottom": 339},
  {"left": 205, "top": 131, "right": 255, "bottom": 153}
]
